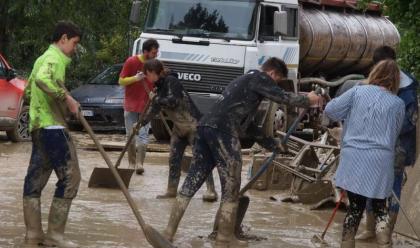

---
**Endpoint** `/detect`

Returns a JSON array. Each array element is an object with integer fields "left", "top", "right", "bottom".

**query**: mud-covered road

[{"left": 1, "top": 131, "right": 418, "bottom": 248}]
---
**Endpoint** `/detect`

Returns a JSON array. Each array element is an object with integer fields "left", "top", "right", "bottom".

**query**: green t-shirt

[{"left": 24, "top": 45, "right": 71, "bottom": 131}]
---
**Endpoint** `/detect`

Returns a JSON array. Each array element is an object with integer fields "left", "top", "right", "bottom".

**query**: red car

[{"left": 0, "top": 53, "right": 30, "bottom": 141}]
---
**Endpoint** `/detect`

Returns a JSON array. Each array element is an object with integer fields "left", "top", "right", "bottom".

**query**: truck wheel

[
  {"left": 151, "top": 118, "right": 172, "bottom": 141},
  {"left": 262, "top": 102, "right": 287, "bottom": 137},
  {"left": 7, "top": 106, "right": 31, "bottom": 142}
]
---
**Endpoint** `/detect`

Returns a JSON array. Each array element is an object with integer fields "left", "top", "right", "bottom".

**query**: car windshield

[
  {"left": 88, "top": 65, "right": 122, "bottom": 85},
  {"left": 145, "top": 0, "right": 257, "bottom": 40}
]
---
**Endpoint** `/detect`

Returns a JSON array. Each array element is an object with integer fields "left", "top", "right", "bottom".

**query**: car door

[{"left": 0, "top": 56, "right": 20, "bottom": 120}]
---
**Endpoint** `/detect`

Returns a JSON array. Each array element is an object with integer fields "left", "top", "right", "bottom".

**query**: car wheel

[
  {"left": 151, "top": 118, "right": 172, "bottom": 141},
  {"left": 7, "top": 105, "right": 31, "bottom": 142}
]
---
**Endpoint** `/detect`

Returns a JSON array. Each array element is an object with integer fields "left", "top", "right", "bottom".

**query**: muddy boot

[
  {"left": 127, "top": 141, "right": 137, "bottom": 170},
  {"left": 202, "top": 175, "right": 218, "bottom": 202},
  {"left": 356, "top": 212, "right": 376, "bottom": 241},
  {"left": 162, "top": 195, "right": 192, "bottom": 241},
  {"left": 157, "top": 177, "right": 179, "bottom": 199},
  {"left": 23, "top": 197, "right": 44, "bottom": 247},
  {"left": 376, "top": 218, "right": 392, "bottom": 248},
  {"left": 215, "top": 202, "right": 247, "bottom": 247},
  {"left": 44, "top": 198, "right": 78, "bottom": 248},
  {"left": 135, "top": 143, "right": 146, "bottom": 175},
  {"left": 341, "top": 240, "right": 355, "bottom": 248}
]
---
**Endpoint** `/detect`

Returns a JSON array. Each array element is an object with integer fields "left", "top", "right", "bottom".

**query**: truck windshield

[{"left": 145, "top": 0, "right": 257, "bottom": 40}]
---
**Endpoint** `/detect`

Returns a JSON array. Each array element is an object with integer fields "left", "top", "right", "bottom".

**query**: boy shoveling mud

[
  {"left": 22, "top": 21, "right": 82, "bottom": 248},
  {"left": 161, "top": 57, "right": 321, "bottom": 247}
]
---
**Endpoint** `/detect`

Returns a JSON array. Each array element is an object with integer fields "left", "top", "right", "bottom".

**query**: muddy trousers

[
  {"left": 23, "top": 129, "right": 81, "bottom": 199},
  {"left": 179, "top": 126, "right": 242, "bottom": 201},
  {"left": 342, "top": 191, "right": 388, "bottom": 241},
  {"left": 168, "top": 132, "right": 216, "bottom": 192}
]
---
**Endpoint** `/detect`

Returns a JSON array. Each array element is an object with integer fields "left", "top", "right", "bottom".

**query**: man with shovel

[
  {"left": 119, "top": 39, "right": 159, "bottom": 175},
  {"left": 141, "top": 59, "right": 218, "bottom": 201},
  {"left": 22, "top": 21, "right": 82, "bottom": 248},
  {"left": 161, "top": 57, "right": 321, "bottom": 247}
]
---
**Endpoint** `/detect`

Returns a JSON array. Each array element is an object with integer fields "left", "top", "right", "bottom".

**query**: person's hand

[
  {"left": 65, "top": 95, "right": 80, "bottom": 117},
  {"left": 307, "top": 91, "right": 322, "bottom": 106},
  {"left": 134, "top": 71, "right": 145, "bottom": 81}
]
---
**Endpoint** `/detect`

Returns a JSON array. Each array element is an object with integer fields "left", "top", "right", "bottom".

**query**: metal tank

[{"left": 298, "top": 6, "right": 400, "bottom": 77}]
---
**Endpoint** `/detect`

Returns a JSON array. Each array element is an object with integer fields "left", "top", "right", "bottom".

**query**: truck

[{"left": 129, "top": 0, "right": 400, "bottom": 144}]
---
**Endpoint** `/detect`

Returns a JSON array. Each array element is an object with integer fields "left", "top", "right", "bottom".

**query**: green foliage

[
  {"left": 359, "top": 0, "right": 420, "bottom": 78},
  {"left": 0, "top": 0, "right": 144, "bottom": 89}
]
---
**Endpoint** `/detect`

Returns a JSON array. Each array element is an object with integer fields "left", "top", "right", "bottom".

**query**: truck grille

[{"left": 162, "top": 61, "right": 244, "bottom": 93}]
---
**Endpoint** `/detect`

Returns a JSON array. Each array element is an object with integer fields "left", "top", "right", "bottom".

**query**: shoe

[
  {"left": 356, "top": 212, "right": 376, "bottom": 241},
  {"left": 162, "top": 195, "right": 191, "bottom": 242},
  {"left": 214, "top": 201, "right": 247, "bottom": 247},
  {"left": 202, "top": 174, "right": 218, "bottom": 202},
  {"left": 157, "top": 177, "right": 179, "bottom": 199},
  {"left": 136, "top": 144, "right": 147, "bottom": 175},
  {"left": 376, "top": 217, "right": 392, "bottom": 248},
  {"left": 43, "top": 198, "right": 78, "bottom": 248},
  {"left": 23, "top": 197, "right": 44, "bottom": 246}
]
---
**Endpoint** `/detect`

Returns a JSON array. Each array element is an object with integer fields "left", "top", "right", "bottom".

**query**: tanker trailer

[{"left": 130, "top": 0, "right": 400, "bottom": 141}]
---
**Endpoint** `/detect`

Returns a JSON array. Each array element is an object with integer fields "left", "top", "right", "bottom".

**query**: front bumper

[{"left": 68, "top": 104, "right": 125, "bottom": 132}]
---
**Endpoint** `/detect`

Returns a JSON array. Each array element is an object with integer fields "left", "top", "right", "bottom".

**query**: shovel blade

[
  {"left": 88, "top": 167, "right": 134, "bottom": 189},
  {"left": 144, "top": 224, "right": 176, "bottom": 248},
  {"left": 311, "top": 234, "right": 328, "bottom": 246}
]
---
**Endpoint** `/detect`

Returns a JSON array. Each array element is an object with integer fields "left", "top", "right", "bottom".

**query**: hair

[
  {"left": 142, "top": 39, "right": 159, "bottom": 53},
  {"left": 373, "top": 45, "right": 396, "bottom": 64},
  {"left": 51, "top": 21, "right": 82, "bottom": 42},
  {"left": 368, "top": 59, "right": 400, "bottom": 94},
  {"left": 261, "top": 57, "right": 288, "bottom": 78},
  {"left": 143, "top": 59, "right": 165, "bottom": 75}
]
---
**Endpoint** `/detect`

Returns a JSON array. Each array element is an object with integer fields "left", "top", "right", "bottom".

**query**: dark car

[
  {"left": 69, "top": 64, "right": 125, "bottom": 131},
  {"left": 0, "top": 53, "right": 30, "bottom": 141}
]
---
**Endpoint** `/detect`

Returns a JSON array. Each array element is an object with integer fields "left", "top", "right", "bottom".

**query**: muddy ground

[{"left": 0, "top": 131, "right": 419, "bottom": 248}]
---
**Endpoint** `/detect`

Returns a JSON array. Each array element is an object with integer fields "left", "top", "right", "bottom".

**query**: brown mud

[{"left": 0, "top": 131, "right": 418, "bottom": 247}]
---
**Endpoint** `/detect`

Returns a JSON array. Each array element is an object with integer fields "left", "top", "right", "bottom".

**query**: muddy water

[{"left": 0, "top": 131, "right": 419, "bottom": 248}]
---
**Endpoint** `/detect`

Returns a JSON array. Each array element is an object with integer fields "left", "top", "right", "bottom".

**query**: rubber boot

[
  {"left": 136, "top": 143, "right": 146, "bottom": 175},
  {"left": 162, "top": 195, "right": 192, "bottom": 242},
  {"left": 341, "top": 240, "right": 355, "bottom": 248},
  {"left": 215, "top": 201, "right": 247, "bottom": 247},
  {"left": 43, "top": 198, "right": 78, "bottom": 248},
  {"left": 23, "top": 197, "right": 44, "bottom": 247},
  {"left": 157, "top": 177, "right": 179, "bottom": 199},
  {"left": 388, "top": 211, "right": 398, "bottom": 232},
  {"left": 356, "top": 212, "right": 376, "bottom": 241},
  {"left": 376, "top": 218, "right": 392, "bottom": 248},
  {"left": 202, "top": 175, "right": 218, "bottom": 202},
  {"left": 127, "top": 141, "right": 136, "bottom": 170}
]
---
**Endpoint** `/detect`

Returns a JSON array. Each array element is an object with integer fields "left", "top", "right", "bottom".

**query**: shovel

[
  {"left": 88, "top": 97, "right": 153, "bottom": 189},
  {"left": 311, "top": 190, "right": 345, "bottom": 245},
  {"left": 79, "top": 112, "right": 175, "bottom": 248},
  {"left": 212, "top": 108, "right": 308, "bottom": 238}
]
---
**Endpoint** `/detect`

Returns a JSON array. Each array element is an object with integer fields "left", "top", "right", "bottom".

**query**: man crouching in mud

[
  {"left": 161, "top": 57, "right": 321, "bottom": 247},
  {"left": 141, "top": 59, "right": 218, "bottom": 201}
]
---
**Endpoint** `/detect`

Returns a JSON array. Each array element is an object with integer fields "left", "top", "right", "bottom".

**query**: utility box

[{"left": 250, "top": 154, "right": 293, "bottom": 191}]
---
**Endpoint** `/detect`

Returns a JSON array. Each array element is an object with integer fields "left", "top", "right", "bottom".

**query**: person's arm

[
  {"left": 245, "top": 122, "right": 286, "bottom": 153},
  {"left": 34, "top": 59, "right": 66, "bottom": 101},
  {"left": 249, "top": 73, "right": 310, "bottom": 108},
  {"left": 118, "top": 57, "right": 143, "bottom": 86},
  {"left": 324, "top": 86, "right": 356, "bottom": 122},
  {"left": 155, "top": 76, "right": 183, "bottom": 109}
]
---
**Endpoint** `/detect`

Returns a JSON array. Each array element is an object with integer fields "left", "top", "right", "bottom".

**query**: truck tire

[
  {"left": 262, "top": 102, "right": 287, "bottom": 137},
  {"left": 151, "top": 118, "right": 172, "bottom": 141},
  {"left": 7, "top": 106, "right": 31, "bottom": 142}
]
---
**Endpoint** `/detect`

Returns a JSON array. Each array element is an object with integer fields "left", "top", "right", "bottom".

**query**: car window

[
  {"left": 88, "top": 65, "right": 122, "bottom": 85},
  {"left": 0, "top": 58, "right": 7, "bottom": 78}
]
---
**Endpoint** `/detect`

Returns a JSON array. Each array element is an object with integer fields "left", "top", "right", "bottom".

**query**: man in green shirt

[{"left": 23, "top": 21, "right": 82, "bottom": 248}]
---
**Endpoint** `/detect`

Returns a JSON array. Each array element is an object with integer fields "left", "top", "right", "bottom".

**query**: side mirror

[
  {"left": 129, "top": 0, "right": 142, "bottom": 25},
  {"left": 273, "top": 10, "right": 288, "bottom": 36},
  {"left": 6, "top": 68, "right": 17, "bottom": 80}
]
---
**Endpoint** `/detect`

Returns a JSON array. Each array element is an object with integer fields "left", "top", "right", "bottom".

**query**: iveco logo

[{"left": 177, "top": 72, "right": 201, "bottom": 82}]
